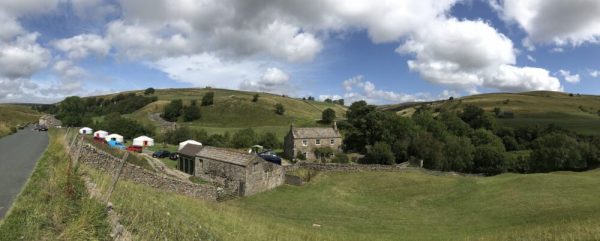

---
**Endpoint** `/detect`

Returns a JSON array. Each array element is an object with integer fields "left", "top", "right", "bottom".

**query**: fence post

[{"left": 104, "top": 152, "right": 129, "bottom": 203}]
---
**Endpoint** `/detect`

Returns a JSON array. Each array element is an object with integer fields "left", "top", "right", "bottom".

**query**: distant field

[
  {"left": 389, "top": 91, "right": 600, "bottom": 135},
  {"left": 85, "top": 166, "right": 600, "bottom": 240},
  {"left": 124, "top": 88, "right": 346, "bottom": 139},
  {"left": 0, "top": 105, "right": 40, "bottom": 137}
]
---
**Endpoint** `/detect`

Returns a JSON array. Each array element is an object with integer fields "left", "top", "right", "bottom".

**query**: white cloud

[
  {"left": 0, "top": 0, "right": 59, "bottom": 15},
  {"left": 589, "top": 70, "right": 600, "bottom": 78},
  {"left": 0, "top": 33, "right": 51, "bottom": 79},
  {"left": 53, "top": 34, "right": 110, "bottom": 59},
  {"left": 487, "top": 65, "right": 562, "bottom": 91},
  {"left": 69, "top": 0, "right": 118, "bottom": 20},
  {"left": 492, "top": 0, "right": 600, "bottom": 46},
  {"left": 550, "top": 47, "right": 564, "bottom": 53},
  {"left": 559, "top": 69, "right": 581, "bottom": 83},
  {"left": 342, "top": 75, "right": 430, "bottom": 104},
  {"left": 318, "top": 94, "right": 343, "bottom": 101},
  {"left": 239, "top": 67, "right": 292, "bottom": 94}
]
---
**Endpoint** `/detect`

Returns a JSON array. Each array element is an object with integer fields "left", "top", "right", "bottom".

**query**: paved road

[{"left": 0, "top": 128, "right": 49, "bottom": 219}]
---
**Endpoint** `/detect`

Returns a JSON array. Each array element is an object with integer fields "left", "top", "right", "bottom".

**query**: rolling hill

[
  {"left": 382, "top": 91, "right": 600, "bottom": 135},
  {"left": 0, "top": 104, "right": 41, "bottom": 137},
  {"left": 119, "top": 88, "right": 347, "bottom": 138}
]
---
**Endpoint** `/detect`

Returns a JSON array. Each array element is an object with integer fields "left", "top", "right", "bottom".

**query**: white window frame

[
  {"left": 302, "top": 140, "right": 308, "bottom": 146},
  {"left": 316, "top": 139, "right": 321, "bottom": 145},
  {"left": 330, "top": 139, "right": 335, "bottom": 145}
]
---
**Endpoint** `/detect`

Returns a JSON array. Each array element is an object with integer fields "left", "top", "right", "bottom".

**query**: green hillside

[
  {"left": 85, "top": 165, "right": 600, "bottom": 240},
  {"left": 0, "top": 104, "right": 40, "bottom": 137},
  {"left": 124, "top": 88, "right": 347, "bottom": 137},
  {"left": 384, "top": 91, "right": 600, "bottom": 135}
]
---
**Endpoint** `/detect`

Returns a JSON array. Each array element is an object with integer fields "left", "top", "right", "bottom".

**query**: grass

[
  {"left": 0, "top": 129, "right": 110, "bottom": 240},
  {"left": 124, "top": 88, "right": 346, "bottom": 140},
  {"left": 389, "top": 91, "right": 600, "bottom": 135},
  {"left": 0, "top": 104, "right": 40, "bottom": 138},
  {"left": 84, "top": 164, "right": 600, "bottom": 240}
]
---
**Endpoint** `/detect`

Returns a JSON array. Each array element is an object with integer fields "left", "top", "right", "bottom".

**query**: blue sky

[{"left": 1, "top": 0, "right": 600, "bottom": 104}]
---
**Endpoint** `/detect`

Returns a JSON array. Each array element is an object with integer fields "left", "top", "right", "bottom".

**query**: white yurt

[
  {"left": 79, "top": 127, "right": 93, "bottom": 135},
  {"left": 133, "top": 136, "right": 154, "bottom": 147},
  {"left": 93, "top": 130, "right": 109, "bottom": 139},
  {"left": 178, "top": 140, "right": 202, "bottom": 151},
  {"left": 105, "top": 134, "right": 124, "bottom": 143}
]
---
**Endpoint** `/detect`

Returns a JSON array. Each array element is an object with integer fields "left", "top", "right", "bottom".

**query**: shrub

[
  {"left": 274, "top": 103, "right": 285, "bottom": 115},
  {"left": 162, "top": 99, "right": 183, "bottom": 122},
  {"left": 332, "top": 152, "right": 349, "bottom": 163},
  {"left": 258, "top": 132, "right": 281, "bottom": 149},
  {"left": 231, "top": 128, "right": 257, "bottom": 148},
  {"left": 473, "top": 146, "right": 506, "bottom": 175},
  {"left": 252, "top": 94, "right": 259, "bottom": 102},
  {"left": 296, "top": 151, "right": 306, "bottom": 161},
  {"left": 314, "top": 147, "right": 335, "bottom": 161},
  {"left": 182, "top": 104, "right": 201, "bottom": 122},
  {"left": 361, "top": 142, "right": 395, "bottom": 165},
  {"left": 201, "top": 92, "right": 214, "bottom": 106},
  {"left": 144, "top": 87, "right": 155, "bottom": 95}
]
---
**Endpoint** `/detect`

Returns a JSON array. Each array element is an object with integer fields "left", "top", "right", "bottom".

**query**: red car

[
  {"left": 127, "top": 145, "right": 143, "bottom": 153},
  {"left": 93, "top": 137, "right": 105, "bottom": 143}
]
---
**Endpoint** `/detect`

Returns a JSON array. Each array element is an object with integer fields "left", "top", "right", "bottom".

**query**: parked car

[
  {"left": 108, "top": 141, "right": 126, "bottom": 150},
  {"left": 169, "top": 153, "right": 179, "bottom": 160},
  {"left": 127, "top": 145, "right": 143, "bottom": 153},
  {"left": 258, "top": 150, "right": 282, "bottom": 165},
  {"left": 152, "top": 150, "right": 171, "bottom": 158}
]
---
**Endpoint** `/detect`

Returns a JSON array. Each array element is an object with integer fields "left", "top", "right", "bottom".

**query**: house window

[
  {"left": 330, "top": 139, "right": 335, "bottom": 145},
  {"left": 302, "top": 140, "right": 308, "bottom": 146},
  {"left": 316, "top": 139, "right": 321, "bottom": 145}
]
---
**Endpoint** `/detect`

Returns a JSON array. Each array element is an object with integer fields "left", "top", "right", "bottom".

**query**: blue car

[
  {"left": 258, "top": 151, "right": 282, "bottom": 165},
  {"left": 107, "top": 140, "right": 126, "bottom": 150}
]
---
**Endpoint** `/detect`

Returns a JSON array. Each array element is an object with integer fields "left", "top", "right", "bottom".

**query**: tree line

[
  {"left": 342, "top": 101, "right": 600, "bottom": 175},
  {"left": 159, "top": 126, "right": 281, "bottom": 150}
]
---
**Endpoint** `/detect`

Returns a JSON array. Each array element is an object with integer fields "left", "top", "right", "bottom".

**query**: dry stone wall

[{"left": 70, "top": 139, "right": 218, "bottom": 201}]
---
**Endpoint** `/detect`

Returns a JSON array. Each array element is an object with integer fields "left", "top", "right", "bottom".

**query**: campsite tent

[
  {"left": 105, "top": 134, "right": 124, "bottom": 143},
  {"left": 79, "top": 127, "right": 93, "bottom": 135},
  {"left": 94, "top": 130, "right": 109, "bottom": 139},
  {"left": 178, "top": 140, "right": 202, "bottom": 151},
  {"left": 133, "top": 136, "right": 154, "bottom": 147}
]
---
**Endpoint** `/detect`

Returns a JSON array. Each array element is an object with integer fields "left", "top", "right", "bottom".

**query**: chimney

[{"left": 333, "top": 121, "right": 337, "bottom": 131}]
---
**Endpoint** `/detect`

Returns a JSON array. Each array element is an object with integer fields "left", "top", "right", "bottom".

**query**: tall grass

[{"left": 0, "top": 130, "right": 110, "bottom": 240}]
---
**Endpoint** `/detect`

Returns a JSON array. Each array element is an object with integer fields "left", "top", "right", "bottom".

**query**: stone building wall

[
  {"left": 284, "top": 135, "right": 343, "bottom": 160},
  {"left": 71, "top": 141, "right": 218, "bottom": 201},
  {"left": 244, "top": 161, "right": 285, "bottom": 196}
]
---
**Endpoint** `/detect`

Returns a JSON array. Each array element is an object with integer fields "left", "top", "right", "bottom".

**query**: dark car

[
  {"left": 127, "top": 145, "right": 143, "bottom": 153},
  {"left": 169, "top": 153, "right": 179, "bottom": 160},
  {"left": 258, "top": 150, "right": 282, "bottom": 165},
  {"left": 152, "top": 150, "right": 171, "bottom": 158}
]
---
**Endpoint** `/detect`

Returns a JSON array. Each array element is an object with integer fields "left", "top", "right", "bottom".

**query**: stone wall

[
  {"left": 70, "top": 140, "right": 218, "bottom": 201},
  {"left": 244, "top": 160, "right": 285, "bottom": 196},
  {"left": 287, "top": 162, "right": 481, "bottom": 177}
]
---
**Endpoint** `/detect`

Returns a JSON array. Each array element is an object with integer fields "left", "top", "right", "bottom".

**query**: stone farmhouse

[
  {"left": 178, "top": 145, "right": 284, "bottom": 196},
  {"left": 283, "top": 122, "right": 342, "bottom": 161}
]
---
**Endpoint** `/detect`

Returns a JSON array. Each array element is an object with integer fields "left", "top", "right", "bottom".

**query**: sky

[{"left": 1, "top": 0, "right": 600, "bottom": 104}]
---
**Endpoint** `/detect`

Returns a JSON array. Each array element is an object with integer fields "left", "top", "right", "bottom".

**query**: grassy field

[
  {"left": 387, "top": 91, "right": 600, "bottom": 135},
  {"left": 0, "top": 130, "right": 109, "bottom": 240},
  {"left": 0, "top": 104, "right": 40, "bottom": 138},
  {"left": 84, "top": 164, "right": 600, "bottom": 240},
  {"left": 123, "top": 88, "right": 346, "bottom": 139}
]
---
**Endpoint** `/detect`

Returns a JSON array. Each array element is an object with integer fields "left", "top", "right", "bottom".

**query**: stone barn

[
  {"left": 283, "top": 122, "right": 343, "bottom": 161},
  {"left": 39, "top": 114, "right": 62, "bottom": 128},
  {"left": 178, "top": 145, "right": 284, "bottom": 196}
]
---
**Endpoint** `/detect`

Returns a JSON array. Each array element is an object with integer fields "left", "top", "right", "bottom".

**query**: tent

[
  {"left": 178, "top": 140, "right": 202, "bottom": 151},
  {"left": 133, "top": 136, "right": 154, "bottom": 147},
  {"left": 79, "top": 127, "right": 93, "bottom": 135},
  {"left": 94, "top": 130, "right": 109, "bottom": 139},
  {"left": 105, "top": 133, "right": 124, "bottom": 143}
]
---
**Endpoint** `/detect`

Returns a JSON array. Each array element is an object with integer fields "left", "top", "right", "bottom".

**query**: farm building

[
  {"left": 38, "top": 115, "right": 62, "bottom": 128},
  {"left": 178, "top": 140, "right": 202, "bottom": 151},
  {"left": 94, "top": 130, "right": 108, "bottom": 139},
  {"left": 105, "top": 134, "right": 124, "bottom": 143},
  {"left": 79, "top": 127, "right": 93, "bottom": 134},
  {"left": 283, "top": 122, "right": 343, "bottom": 161},
  {"left": 177, "top": 145, "right": 284, "bottom": 196},
  {"left": 133, "top": 136, "right": 154, "bottom": 147}
]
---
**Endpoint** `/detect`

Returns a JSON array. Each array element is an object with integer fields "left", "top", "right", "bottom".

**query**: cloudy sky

[{"left": 1, "top": 0, "right": 600, "bottom": 104}]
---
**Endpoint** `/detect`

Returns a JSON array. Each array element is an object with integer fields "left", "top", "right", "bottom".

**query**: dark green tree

[
  {"left": 530, "top": 133, "right": 586, "bottom": 172},
  {"left": 231, "top": 128, "right": 258, "bottom": 148},
  {"left": 252, "top": 94, "right": 259, "bottom": 102},
  {"left": 182, "top": 102, "right": 201, "bottom": 122},
  {"left": 473, "top": 146, "right": 507, "bottom": 175},
  {"left": 144, "top": 87, "right": 155, "bottom": 95},
  {"left": 259, "top": 132, "right": 281, "bottom": 149},
  {"left": 321, "top": 108, "right": 336, "bottom": 124},
  {"left": 201, "top": 92, "right": 214, "bottom": 106},
  {"left": 361, "top": 142, "right": 395, "bottom": 165},
  {"left": 442, "top": 135, "right": 475, "bottom": 172},
  {"left": 162, "top": 99, "right": 183, "bottom": 122},
  {"left": 274, "top": 103, "right": 285, "bottom": 115}
]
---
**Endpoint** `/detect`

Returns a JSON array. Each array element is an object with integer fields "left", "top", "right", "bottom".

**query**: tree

[
  {"left": 259, "top": 132, "right": 281, "bottom": 149},
  {"left": 201, "top": 92, "right": 214, "bottom": 106},
  {"left": 252, "top": 94, "right": 259, "bottom": 102},
  {"left": 470, "top": 128, "right": 505, "bottom": 151},
  {"left": 442, "top": 135, "right": 475, "bottom": 172},
  {"left": 231, "top": 128, "right": 257, "bottom": 148},
  {"left": 144, "top": 87, "right": 155, "bottom": 95},
  {"left": 473, "top": 146, "right": 507, "bottom": 175},
  {"left": 321, "top": 108, "right": 336, "bottom": 124},
  {"left": 439, "top": 111, "right": 472, "bottom": 137},
  {"left": 183, "top": 104, "right": 201, "bottom": 122},
  {"left": 162, "top": 99, "right": 183, "bottom": 122},
  {"left": 346, "top": 100, "right": 376, "bottom": 125},
  {"left": 530, "top": 133, "right": 586, "bottom": 172},
  {"left": 274, "top": 103, "right": 285, "bottom": 115},
  {"left": 324, "top": 98, "right": 333, "bottom": 103},
  {"left": 493, "top": 107, "right": 502, "bottom": 117},
  {"left": 460, "top": 105, "right": 497, "bottom": 130},
  {"left": 410, "top": 132, "right": 444, "bottom": 170},
  {"left": 361, "top": 142, "right": 395, "bottom": 165},
  {"left": 334, "top": 99, "right": 345, "bottom": 106}
]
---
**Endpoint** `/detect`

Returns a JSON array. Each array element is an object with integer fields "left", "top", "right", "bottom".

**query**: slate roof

[
  {"left": 178, "top": 144, "right": 203, "bottom": 157},
  {"left": 291, "top": 127, "right": 341, "bottom": 139},
  {"left": 196, "top": 146, "right": 262, "bottom": 167}
]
